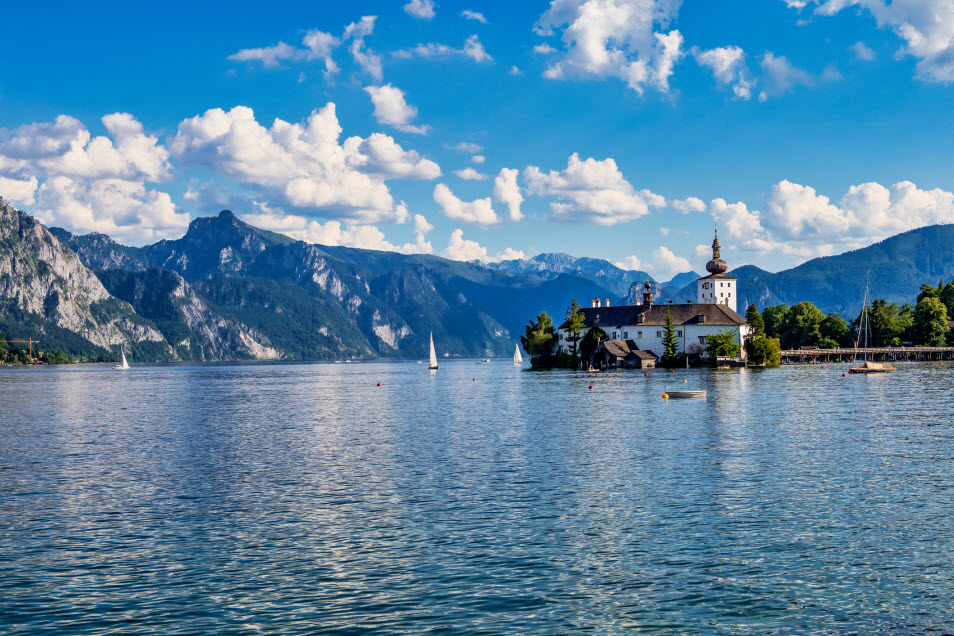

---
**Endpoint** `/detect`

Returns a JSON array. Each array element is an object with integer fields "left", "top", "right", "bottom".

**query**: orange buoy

[
  {"left": 683, "top": 379, "right": 688, "bottom": 383},
  {"left": 662, "top": 393, "right": 669, "bottom": 399}
]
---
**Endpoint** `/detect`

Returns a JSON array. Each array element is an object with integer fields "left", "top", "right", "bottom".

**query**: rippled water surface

[{"left": 3, "top": 360, "right": 954, "bottom": 634}]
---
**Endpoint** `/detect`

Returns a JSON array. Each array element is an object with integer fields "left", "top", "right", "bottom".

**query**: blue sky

[{"left": 2, "top": 0, "right": 954, "bottom": 278}]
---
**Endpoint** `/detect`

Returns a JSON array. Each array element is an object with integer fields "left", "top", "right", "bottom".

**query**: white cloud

[
  {"left": 493, "top": 168, "right": 524, "bottom": 221},
  {"left": 33, "top": 176, "right": 189, "bottom": 243},
  {"left": 344, "top": 16, "right": 383, "bottom": 81},
  {"left": 759, "top": 51, "right": 816, "bottom": 99},
  {"left": 442, "top": 228, "right": 487, "bottom": 260},
  {"left": 228, "top": 42, "right": 300, "bottom": 68},
  {"left": 0, "top": 175, "right": 38, "bottom": 205},
  {"left": 228, "top": 30, "right": 340, "bottom": 77},
  {"left": 671, "top": 197, "right": 706, "bottom": 213},
  {"left": 471, "top": 155, "right": 486, "bottom": 164},
  {"left": 461, "top": 10, "right": 488, "bottom": 23},
  {"left": 510, "top": 65, "right": 523, "bottom": 75},
  {"left": 615, "top": 255, "right": 645, "bottom": 271},
  {"left": 445, "top": 142, "right": 483, "bottom": 153},
  {"left": 433, "top": 183, "right": 499, "bottom": 226},
  {"left": 534, "top": 43, "right": 557, "bottom": 54},
  {"left": 660, "top": 226, "right": 670, "bottom": 235},
  {"left": 650, "top": 246, "right": 692, "bottom": 279},
  {"left": 404, "top": 0, "right": 436, "bottom": 19},
  {"left": 764, "top": 180, "right": 847, "bottom": 238},
  {"left": 171, "top": 103, "right": 423, "bottom": 224},
  {"left": 488, "top": 247, "right": 526, "bottom": 262},
  {"left": 454, "top": 167, "right": 488, "bottom": 180},
  {"left": 799, "top": 0, "right": 954, "bottom": 82},
  {"left": 534, "top": 0, "right": 685, "bottom": 94},
  {"left": 853, "top": 40, "right": 876, "bottom": 61},
  {"left": 364, "top": 84, "right": 430, "bottom": 134},
  {"left": 524, "top": 153, "right": 665, "bottom": 225},
  {"left": 693, "top": 45, "right": 754, "bottom": 99},
  {"left": 342, "top": 133, "right": 441, "bottom": 180},
  {"left": 394, "top": 35, "right": 493, "bottom": 63}
]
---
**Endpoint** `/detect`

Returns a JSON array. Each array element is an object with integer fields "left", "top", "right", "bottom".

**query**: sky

[{"left": 2, "top": 0, "right": 954, "bottom": 279}]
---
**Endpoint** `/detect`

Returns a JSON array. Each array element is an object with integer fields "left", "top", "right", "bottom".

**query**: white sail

[
  {"left": 513, "top": 343, "right": 523, "bottom": 365},
  {"left": 121, "top": 349, "right": 129, "bottom": 369},
  {"left": 428, "top": 332, "right": 439, "bottom": 369}
]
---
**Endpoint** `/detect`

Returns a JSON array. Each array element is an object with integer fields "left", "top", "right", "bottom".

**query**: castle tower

[
  {"left": 696, "top": 230, "right": 737, "bottom": 313},
  {"left": 642, "top": 277, "right": 654, "bottom": 307}
]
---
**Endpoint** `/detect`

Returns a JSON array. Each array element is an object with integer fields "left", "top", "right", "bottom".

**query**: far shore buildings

[{"left": 557, "top": 232, "right": 751, "bottom": 365}]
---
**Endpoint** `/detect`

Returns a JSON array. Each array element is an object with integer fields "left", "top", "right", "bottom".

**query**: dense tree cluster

[{"left": 743, "top": 305, "right": 781, "bottom": 367}]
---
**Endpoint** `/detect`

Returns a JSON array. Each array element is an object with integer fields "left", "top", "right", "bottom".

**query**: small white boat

[
  {"left": 428, "top": 332, "right": 439, "bottom": 370},
  {"left": 664, "top": 390, "right": 706, "bottom": 399},
  {"left": 513, "top": 344, "right": 523, "bottom": 366},
  {"left": 113, "top": 348, "right": 130, "bottom": 370}
]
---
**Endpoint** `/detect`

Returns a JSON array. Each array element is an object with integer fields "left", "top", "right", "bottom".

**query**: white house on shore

[{"left": 556, "top": 232, "right": 751, "bottom": 360}]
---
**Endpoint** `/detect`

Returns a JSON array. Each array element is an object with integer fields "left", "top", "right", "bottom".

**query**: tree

[
  {"left": 762, "top": 305, "right": 790, "bottom": 340},
  {"left": 745, "top": 304, "right": 765, "bottom": 336},
  {"left": 563, "top": 298, "right": 586, "bottom": 356},
  {"left": 521, "top": 311, "right": 557, "bottom": 366},
  {"left": 864, "top": 299, "right": 910, "bottom": 347},
  {"left": 704, "top": 329, "right": 742, "bottom": 360},
  {"left": 781, "top": 302, "right": 825, "bottom": 349},
  {"left": 745, "top": 334, "right": 781, "bottom": 367},
  {"left": 661, "top": 306, "right": 680, "bottom": 366},
  {"left": 940, "top": 282, "right": 954, "bottom": 317},
  {"left": 579, "top": 326, "right": 607, "bottom": 360},
  {"left": 912, "top": 297, "right": 950, "bottom": 346},
  {"left": 819, "top": 312, "right": 850, "bottom": 347}
]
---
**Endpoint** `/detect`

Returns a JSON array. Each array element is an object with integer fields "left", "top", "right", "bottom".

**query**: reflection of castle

[{"left": 556, "top": 232, "right": 749, "bottom": 362}]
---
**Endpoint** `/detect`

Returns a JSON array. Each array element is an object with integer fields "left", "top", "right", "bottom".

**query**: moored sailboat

[
  {"left": 849, "top": 279, "right": 895, "bottom": 374},
  {"left": 428, "top": 332, "right": 439, "bottom": 370}
]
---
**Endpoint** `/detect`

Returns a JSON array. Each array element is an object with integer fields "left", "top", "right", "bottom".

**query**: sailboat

[
  {"left": 513, "top": 343, "right": 523, "bottom": 366},
  {"left": 849, "top": 279, "right": 895, "bottom": 374},
  {"left": 113, "top": 347, "right": 130, "bottom": 370},
  {"left": 428, "top": 332, "right": 439, "bottom": 370}
]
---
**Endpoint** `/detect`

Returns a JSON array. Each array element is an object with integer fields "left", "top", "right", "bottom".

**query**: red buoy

[
  {"left": 473, "top": 378, "right": 476, "bottom": 381},
  {"left": 644, "top": 373, "right": 648, "bottom": 377},
  {"left": 589, "top": 385, "right": 593, "bottom": 390},
  {"left": 842, "top": 374, "right": 846, "bottom": 377},
  {"left": 377, "top": 383, "right": 381, "bottom": 386}
]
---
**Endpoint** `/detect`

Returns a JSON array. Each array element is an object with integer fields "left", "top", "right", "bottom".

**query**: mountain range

[{"left": 3, "top": 193, "right": 954, "bottom": 361}]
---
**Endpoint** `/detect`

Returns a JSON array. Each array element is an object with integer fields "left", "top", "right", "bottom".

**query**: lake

[{"left": 2, "top": 360, "right": 953, "bottom": 634}]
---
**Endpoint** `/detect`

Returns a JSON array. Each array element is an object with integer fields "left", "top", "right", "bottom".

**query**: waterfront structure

[{"left": 556, "top": 233, "right": 750, "bottom": 360}]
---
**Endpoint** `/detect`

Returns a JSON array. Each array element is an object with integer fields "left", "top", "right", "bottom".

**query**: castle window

[
  {"left": 637, "top": 331, "right": 642, "bottom": 338},
  {"left": 656, "top": 331, "right": 662, "bottom": 338},
  {"left": 623, "top": 331, "right": 628, "bottom": 338},
  {"left": 677, "top": 330, "right": 683, "bottom": 337}
]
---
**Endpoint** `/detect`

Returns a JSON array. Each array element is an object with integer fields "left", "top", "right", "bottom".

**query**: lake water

[{"left": 2, "top": 360, "right": 954, "bottom": 634}]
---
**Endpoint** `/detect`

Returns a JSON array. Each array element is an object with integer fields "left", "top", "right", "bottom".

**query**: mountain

[
  {"left": 0, "top": 197, "right": 168, "bottom": 359},
  {"left": 732, "top": 225, "right": 954, "bottom": 316},
  {"left": 49, "top": 210, "right": 616, "bottom": 359},
  {"left": 484, "top": 253, "right": 656, "bottom": 297}
]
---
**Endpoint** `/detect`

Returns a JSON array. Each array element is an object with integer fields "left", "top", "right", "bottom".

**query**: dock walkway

[{"left": 780, "top": 346, "right": 954, "bottom": 363}]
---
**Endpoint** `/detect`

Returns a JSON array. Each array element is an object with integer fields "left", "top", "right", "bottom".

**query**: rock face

[{"left": 0, "top": 197, "right": 165, "bottom": 353}]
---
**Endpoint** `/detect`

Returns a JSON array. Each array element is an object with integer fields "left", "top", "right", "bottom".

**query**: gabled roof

[
  {"left": 560, "top": 302, "right": 746, "bottom": 329},
  {"left": 594, "top": 339, "right": 658, "bottom": 360},
  {"left": 697, "top": 273, "right": 737, "bottom": 280}
]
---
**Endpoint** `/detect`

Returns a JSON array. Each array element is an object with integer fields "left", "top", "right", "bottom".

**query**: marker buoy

[
  {"left": 662, "top": 393, "right": 669, "bottom": 399},
  {"left": 473, "top": 378, "right": 476, "bottom": 381},
  {"left": 842, "top": 373, "right": 846, "bottom": 377},
  {"left": 377, "top": 383, "right": 381, "bottom": 386},
  {"left": 644, "top": 373, "right": 648, "bottom": 377},
  {"left": 589, "top": 385, "right": 593, "bottom": 390},
  {"left": 683, "top": 379, "right": 688, "bottom": 383}
]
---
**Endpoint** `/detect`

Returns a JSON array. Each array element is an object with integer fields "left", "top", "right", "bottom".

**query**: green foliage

[
  {"left": 819, "top": 312, "right": 851, "bottom": 347},
  {"left": 763, "top": 305, "right": 789, "bottom": 340},
  {"left": 704, "top": 328, "right": 742, "bottom": 360},
  {"left": 862, "top": 299, "right": 912, "bottom": 347},
  {"left": 562, "top": 298, "right": 586, "bottom": 356},
  {"left": 579, "top": 326, "right": 607, "bottom": 360},
  {"left": 781, "top": 302, "right": 825, "bottom": 349},
  {"left": 913, "top": 296, "right": 950, "bottom": 346},
  {"left": 521, "top": 311, "right": 557, "bottom": 367},
  {"left": 661, "top": 306, "right": 680, "bottom": 366},
  {"left": 745, "top": 334, "right": 781, "bottom": 367},
  {"left": 40, "top": 350, "right": 73, "bottom": 364},
  {"left": 745, "top": 304, "right": 765, "bottom": 336}
]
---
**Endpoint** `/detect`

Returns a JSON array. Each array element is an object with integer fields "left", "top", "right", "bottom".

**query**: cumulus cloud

[
  {"left": 344, "top": 16, "right": 383, "bottom": 81},
  {"left": 534, "top": 0, "right": 685, "bottom": 94},
  {"left": 454, "top": 167, "right": 488, "bottom": 180},
  {"left": 510, "top": 65, "right": 522, "bottom": 75},
  {"left": 615, "top": 255, "right": 645, "bottom": 271},
  {"left": 524, "top": 153, "right": 665, "bottom": 225},
  {"left": 471, "top": 155, "right": 486, "bottom": 164},
  {"left": 228, "top": 42, "right": 300, "bottom": 68},
  {"left": 0, "top": 113, "right": 186, "bottom": 243},
  {"left": 442, "top": 228, "right": 487, "bottom": 260},
  {"left": 615, "top": 247, "right": 690, "bottom": 279},
  {"left": 489, "top": 247, "right": 526, "bottom": 262},
  {"left": 445, "top": 141, "right": 483, "bottom": 154},
  {"left": 33, "top": 176, "right": 189, "bottom": 243},
  {"left": 393, "top": 35, "right": 493, "bottom": 63},
  {"left": 493, "top": 168, "right": 523, "bottom": 221},
  {"left": 796, "top": 0, "right": 954, "bottom": 82},
  {"left": 671, "top": 197, "right": 707, "bottom": 213},
  {"left": 692, "top": 45, "right": 754, "bottom": 99},
  {"left": 461, "top": 10, "right": 488, "bottom": 23},
  {"left": 404, "top": 0, "right": 436, "bottom": 19},
  {"left": 433, "top": 183, "right": 499, "bottom": 226},
  {"left": 171, "top": 103, "right": 436, "bottom": 224},
  {"left": 364, "top": 84, "right": 430, "bottom": 134}
]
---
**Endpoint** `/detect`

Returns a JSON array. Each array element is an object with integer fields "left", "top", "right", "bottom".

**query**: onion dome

[{"left": 706, "top": 231, "right": 728, "bottom": 275}]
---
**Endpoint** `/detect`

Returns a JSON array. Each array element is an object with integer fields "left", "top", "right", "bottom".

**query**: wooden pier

[{"left": 780, "top": 346, "right": 954, "bottom": 364}]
